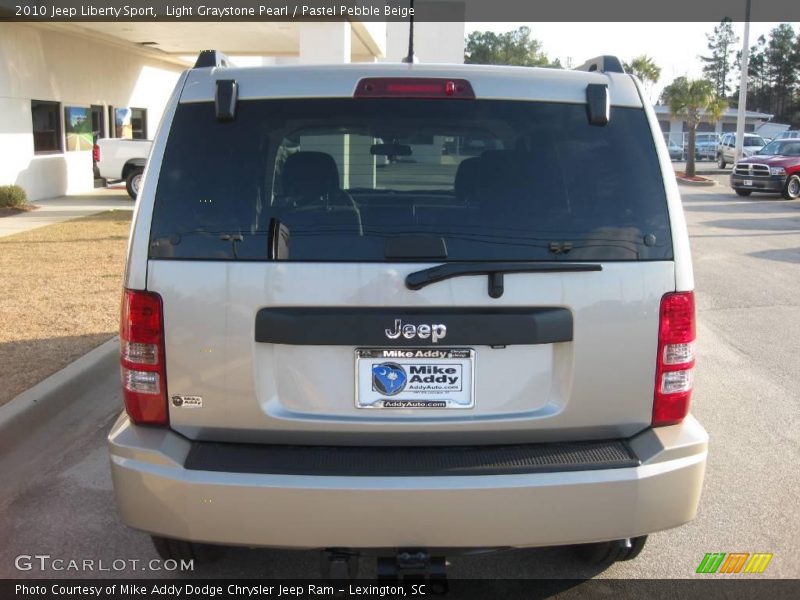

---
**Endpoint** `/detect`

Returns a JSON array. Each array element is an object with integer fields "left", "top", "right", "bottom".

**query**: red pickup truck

[{"left": 731, "top": 139, "right": 800, "bottom": 199}]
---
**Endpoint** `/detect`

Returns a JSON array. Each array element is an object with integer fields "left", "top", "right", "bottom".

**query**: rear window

[
  {"left": 149, "top": 98, "right": 672, "bottom": 261},
  {"left": 761, "top": 140, "right": 800, "bottom": 156}
]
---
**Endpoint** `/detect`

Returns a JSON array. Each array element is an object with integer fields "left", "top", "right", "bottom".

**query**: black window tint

[
  {"left": 131, "top": 108, "right": 148, "bottom": 139},
  {"left": 150, "top": 99, "right": 672, "bottom": 262},
  {"left": 762, "top": 141, "right": 800, "bottom": 156},
  {"left": 31, "top": 100, "right": 62, "bottom": 154}
]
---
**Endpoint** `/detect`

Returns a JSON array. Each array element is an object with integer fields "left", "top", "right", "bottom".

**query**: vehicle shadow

[
  {"left": 701, "top": 217, "right": 800, "bottom": 232},
  {"left": 748, "top": 248, "right": 800, "bottom": 264},
  {"left": 683, "top": 200, "right": 800, "bottom": 214}
]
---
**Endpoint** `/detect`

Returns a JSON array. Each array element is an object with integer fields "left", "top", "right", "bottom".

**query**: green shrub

[{"left": 0, "top": 185, "right": 27, "bottom": 208}]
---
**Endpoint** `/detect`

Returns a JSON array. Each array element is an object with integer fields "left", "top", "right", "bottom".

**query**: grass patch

[
  {"left": 0, "top": 205, "right": 38, "bottom": 218},
  {"left": 0, "top": 210, "right": 132, "bottom": 406}
]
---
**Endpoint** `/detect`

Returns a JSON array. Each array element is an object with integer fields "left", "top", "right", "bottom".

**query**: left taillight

[
  {"left": 93, "top": 144, "right": 100, "bottom": 162},
  {"left": 652, "top": 291, "right": 696, "bottom": 427},
  {"left": 120, "top": 289, "right": 168, "bottom": 426}
]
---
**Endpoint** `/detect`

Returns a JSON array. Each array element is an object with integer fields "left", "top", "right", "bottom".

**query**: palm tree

[
  {"left": 624, "top": 55, "right": 662, "bottom": 85},
  {"left": 662, "top": 77, "right": 727, "bottom": 178},
  {"left": 623, "top": 55, "right": 662, "bottom": 102}
]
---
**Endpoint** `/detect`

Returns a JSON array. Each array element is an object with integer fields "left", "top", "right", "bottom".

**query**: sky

[{"left": 467, "top": 22, "right": 799, "bottom": 102}]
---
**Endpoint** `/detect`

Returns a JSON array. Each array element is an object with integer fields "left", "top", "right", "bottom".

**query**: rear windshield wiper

[{"left": 406, "top": 262, "right": 602, "bottom": 299}]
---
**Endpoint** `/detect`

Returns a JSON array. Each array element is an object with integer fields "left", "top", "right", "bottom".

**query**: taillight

[
  {"left": 120, "top": 289, "right": 168, "bottom": 426},
  {"left": 653, "top": 291, "right": 696, "bottom": 426},
  {"left": 93, "top": 144, "right": 100, "bottom": 162},
  {"left": 354, "top": 78, "right": 475, "bottom": 99}
]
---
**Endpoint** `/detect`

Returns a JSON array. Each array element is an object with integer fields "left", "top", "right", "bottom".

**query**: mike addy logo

[
  {"left": 371, "top": 362, "right": 408, "bottom": 396},
  {"left": 371, "top": 362, "right": 462, "bottom": 397},
  {"left": 171, "top": 395, "right": 203, "bottom": 408}
]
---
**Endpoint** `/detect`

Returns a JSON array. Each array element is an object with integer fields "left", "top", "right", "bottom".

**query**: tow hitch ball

[
  {"left": 321, "top": 549, "right": 360, "bottom": 579},
  {"left": 378, "top": 550, "right": 448, "bottom": 594},
  {"left": 321, "top": 548, "right": 448, "bottom": 593}
]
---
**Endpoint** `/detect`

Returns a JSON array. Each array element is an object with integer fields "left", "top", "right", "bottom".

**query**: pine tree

[
  {"left": 764, "top": 24, "right": 798, "bottom": 121},
  {"left": 735, "top": 25, "right": 800, "bottom": 125},
  {"left": 700, "top": 18, "right": 739, "bottom": 98}
]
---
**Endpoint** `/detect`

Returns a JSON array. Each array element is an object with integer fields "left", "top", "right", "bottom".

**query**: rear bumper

[
  {"left": 108, "top": 415, "right": 708, "bottom": 549},
  {"left": 730, "top": 173, "right": 785, "bottom": 192}
]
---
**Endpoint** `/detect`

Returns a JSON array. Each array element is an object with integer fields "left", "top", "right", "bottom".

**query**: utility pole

[{"left": 734, "top": 0, "right": 751, "bottom": 163}]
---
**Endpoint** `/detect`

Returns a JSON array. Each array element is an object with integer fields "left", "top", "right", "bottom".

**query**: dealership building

[
  {"left": 0, "top": 20, "right": 465, "bottom": 201},
  {"left": 654, "top": 105, "right": 775, "bottom": 146},
  {"left": 4, "top": 17, "right": 779, "bottom": 203}
]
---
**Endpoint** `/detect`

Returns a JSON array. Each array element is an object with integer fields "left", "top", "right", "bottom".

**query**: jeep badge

[{"left": 385, "top": 319, "right": 447, "bottom": 343}]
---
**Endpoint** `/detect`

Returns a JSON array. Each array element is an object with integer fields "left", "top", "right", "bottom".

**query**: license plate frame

[
  {"left": 355, "top": 348, "right": 475, "bottom": 409},
  {"left": 742, "top": 179, "right": 753, "bottom": 186}
]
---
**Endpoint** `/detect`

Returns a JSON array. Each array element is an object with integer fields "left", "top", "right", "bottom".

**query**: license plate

[
  {"left": 355, "top": 348, "right": 474, "bottom": 409},
  {"left": 743, "top": 179, "right": 753, "bottom": 186}
]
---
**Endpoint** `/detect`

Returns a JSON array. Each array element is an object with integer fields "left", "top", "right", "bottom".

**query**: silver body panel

[
  {"left": 109, "top": 414, "right": 708, "bottom": 548},
  {"left": 148, "top": 260, "right": 674, "bottom": 444},
  {"left": 632, "top": 76, "right": 694, "bottom": 292},
  {"left": 180, "top": 62, "right": 646, "bottom": 106}
]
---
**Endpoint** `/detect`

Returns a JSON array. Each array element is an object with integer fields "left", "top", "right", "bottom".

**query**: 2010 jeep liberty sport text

[{"left": 109, "top": 51, "right": 707, "bottom": 574}]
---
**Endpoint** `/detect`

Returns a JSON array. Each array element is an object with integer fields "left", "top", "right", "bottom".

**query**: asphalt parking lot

[{"left": 0, "top": 173, "right": 798, "bottom": 581}]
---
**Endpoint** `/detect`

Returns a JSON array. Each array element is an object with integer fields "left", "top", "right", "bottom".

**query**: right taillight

[
  {"left": 120, "top": 289, "right": 168, "bottom": 426},
  {"left": 653, "top": 291, "right": 696, "bottom": 427}
]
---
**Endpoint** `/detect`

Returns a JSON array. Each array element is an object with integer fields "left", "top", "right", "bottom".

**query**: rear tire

[
  {"left": 782, "top": 175, "right": 800, "bottom": 200},
  {"left": 572, "top": 535, "right": 648, "bottom": 565},
  {"left": 151, "top": 535, "right": 223, "bottom": 564},
  {"left": 125, "top": 168, "right": 144, "bottom": 199},
  {"left": 734, "top": 189, "right": 752, "bottom": 197},
  {"left": 717, "top": 154, "right": 726, "bottom": 169}
]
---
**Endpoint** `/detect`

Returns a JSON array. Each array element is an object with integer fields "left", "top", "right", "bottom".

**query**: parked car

[
  {"left": 94, "top": 138, "right": 152, "bottom": 199},
  {"left": 717, "top": 132, "right": 766, "bottom": 168},
  {"left": 667, "top": 139, "right": 684, "bottom": 160},
  {"left": 730, "top": 139, "right": 800, "bottom": 199},
  {"left": 694, "top": 137, "right": 718, "bottom": 161},
  {"left": 774, "top": 130, "right": 800, "bottom": 141},
  {"left": 109, "top": 52, "right": 707, "bottom": 577}
]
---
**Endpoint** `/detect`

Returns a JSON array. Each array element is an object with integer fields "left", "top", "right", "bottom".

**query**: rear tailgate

[
  {"left": 148, "top": 260, "right": 672, "bottom": 444},
  {"left": 140, "top": 69, "right": 676, "bottom": 445}
]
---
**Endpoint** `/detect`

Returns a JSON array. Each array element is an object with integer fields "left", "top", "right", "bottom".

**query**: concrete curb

[
  {"left": 0, "top": 338, "right": 119, "bottom": 451},
  {"left": 676, "top": 177, "right": 717, "bottom": 187}
]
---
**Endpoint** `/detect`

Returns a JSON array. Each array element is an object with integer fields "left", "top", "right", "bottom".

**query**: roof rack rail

[
  {"left": 194, "top": 50, "right": 231, "bottom": 69},
  {"left": 574, "top": 55, "right": 625, "bottom": 74}
]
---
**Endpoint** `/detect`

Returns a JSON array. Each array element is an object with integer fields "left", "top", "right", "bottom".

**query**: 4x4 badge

[{"left": 385, "top": 319, "right": 447, "bottom": 343}]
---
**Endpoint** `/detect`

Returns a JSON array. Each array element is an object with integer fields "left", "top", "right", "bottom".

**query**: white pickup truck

[{"left": 94, "top": 138, "right": 152, "bottom": 198}]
